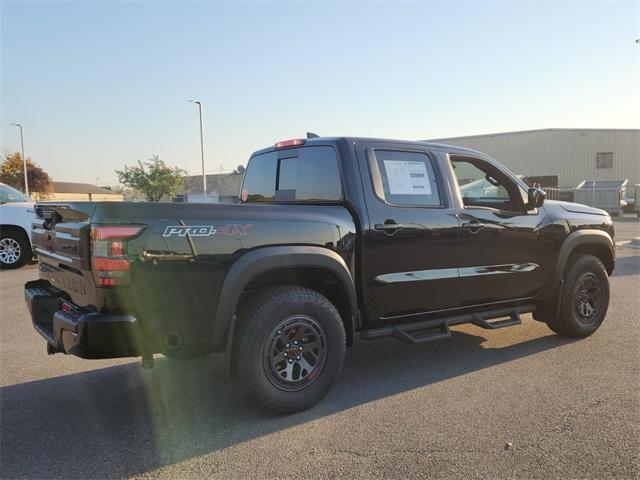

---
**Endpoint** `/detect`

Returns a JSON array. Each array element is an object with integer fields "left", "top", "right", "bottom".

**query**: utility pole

[
  {"left": 9, "top": 123, "right": 28, "bottom": 196},
  {"left": 189, "top": 100, "right": 207, "bottom": 200}
]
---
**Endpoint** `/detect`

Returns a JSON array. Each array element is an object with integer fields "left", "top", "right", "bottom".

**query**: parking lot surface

[{"left": 1, "top": 221, "right": 639, "bottom": 479}]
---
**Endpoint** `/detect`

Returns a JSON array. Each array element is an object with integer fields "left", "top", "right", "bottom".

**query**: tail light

[{"left": 92, "top": 225, "right": 145, "bottom": 287}]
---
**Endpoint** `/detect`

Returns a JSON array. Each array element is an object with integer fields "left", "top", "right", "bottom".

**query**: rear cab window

[{"left": 242, "top": 146, "right": 342, "bottom": 203}]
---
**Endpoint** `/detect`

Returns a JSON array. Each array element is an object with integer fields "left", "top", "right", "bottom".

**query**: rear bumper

[{"left": 24, "top": 280, "right": 145, "bottom": 359}]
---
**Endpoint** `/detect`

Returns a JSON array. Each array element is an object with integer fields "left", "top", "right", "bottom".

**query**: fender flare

[
  {"left": 552, "top": 229, "right": 615, "bottom": 289},
  {"left": 212, "top": 245, "right": 357, "bottom": 354}
]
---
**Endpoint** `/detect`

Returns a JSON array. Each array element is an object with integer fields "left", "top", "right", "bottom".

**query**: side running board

[
  {"left": 471, "top": 307, "right": 523, "bottom": 330},
  {"left": 360, "top": 304, "right": 533, "bottom": 345}
]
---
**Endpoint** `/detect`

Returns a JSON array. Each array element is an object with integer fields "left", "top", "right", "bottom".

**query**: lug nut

[
  {"left": 288, "top": 359, "right": 293, "bottom": 363},
  {"left": 284, "top": 352, "right": 288, "bottom": 357},
  {"left": 293, "top": 340, "right": 298, "bottom": 345}
]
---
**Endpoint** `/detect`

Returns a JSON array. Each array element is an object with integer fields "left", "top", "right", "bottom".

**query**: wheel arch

[
  {"left": 213, "top": 246, "right": 357, "bottom": 364},
  {"left": 535, "top": 229, "right": 614, "bottom": 323},
  {"left": 554, "top": 229, "right": 615, "bottom": 287},
  {"left": 0, "top": 223, "right": 30, "bottom": 238}
]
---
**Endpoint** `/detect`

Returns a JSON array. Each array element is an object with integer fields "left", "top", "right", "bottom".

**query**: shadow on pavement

[
  {"left": 611, "top": 255, "right": 640, "bottom": 277},
  {"left": 1, "top": 328, "right": 574, "bottom": 479}
]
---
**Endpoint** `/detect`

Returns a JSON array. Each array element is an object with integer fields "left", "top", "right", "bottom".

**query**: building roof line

[
  {"left": 50, "top": 181, "right": 119, "bottom": 195},
  {"left": 426, "top": 128, "right": 640, "bottom": 142}
]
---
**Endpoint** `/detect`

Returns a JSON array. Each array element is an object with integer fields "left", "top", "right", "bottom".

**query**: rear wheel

[
  {"left": 235, "top": 286, "right": 346, "bottom": 413},
  {"left": 0, "top": 228, "right": 31, "bottom": 269},
  {"left": 546, "top": 254, "right": 610, "bottom": 338}
]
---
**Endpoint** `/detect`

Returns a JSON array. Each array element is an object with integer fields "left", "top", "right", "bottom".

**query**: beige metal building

[{"left": 429, "top": 128, "right": 639, "bottom": 188}]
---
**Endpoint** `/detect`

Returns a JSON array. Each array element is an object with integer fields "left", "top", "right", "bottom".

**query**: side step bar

[{"left": 360, "top": 304, "right": 534, "bottom": 344}]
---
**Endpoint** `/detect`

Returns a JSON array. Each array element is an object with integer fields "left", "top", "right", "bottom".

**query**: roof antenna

[{"left": 306, "top": 132, "right": 319, "bottom": 139}]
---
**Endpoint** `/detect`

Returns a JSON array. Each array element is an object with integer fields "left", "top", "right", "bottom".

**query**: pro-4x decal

[{"left": 163, "top": 224, "right": 252, "bottom": 237}]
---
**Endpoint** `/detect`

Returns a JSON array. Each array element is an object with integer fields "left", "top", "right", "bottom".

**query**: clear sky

[{"left": 1, "top": 1, "right": 639, "bottom": 185}]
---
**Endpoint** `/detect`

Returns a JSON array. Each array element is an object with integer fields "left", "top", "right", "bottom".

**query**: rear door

[{"left": 355, "top": 141, "right": 462, "bottom": 324}]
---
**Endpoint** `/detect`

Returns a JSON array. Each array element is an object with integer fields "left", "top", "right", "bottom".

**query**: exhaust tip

[{"left": 163, "top": 331, "right": 184, "bottom": 351}]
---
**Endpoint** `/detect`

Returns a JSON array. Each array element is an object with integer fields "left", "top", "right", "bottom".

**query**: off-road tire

[
  {"left": 0, "top": 228, "right": 31, "bottom": 269},
  {"left": 235, "top": 286, "right": 346, "bottom": 414},
  {"left": 546, "top": 254, "right": 610, "bottom": 338}
]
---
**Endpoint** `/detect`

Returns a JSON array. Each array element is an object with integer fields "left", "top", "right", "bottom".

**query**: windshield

[
  {"left": 0, "top": 184, "right": 30, "bottom": 203},
  {"left": 458, "top": 177, "right": 506, "bottom": 198}
]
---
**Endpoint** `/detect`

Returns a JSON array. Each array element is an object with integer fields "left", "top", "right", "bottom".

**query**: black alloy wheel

[
  {"left": 263, "top": 314, "right": 328, "bottom": 392},
  {"left": 235, "top": 286, "right": 346, "bottom": 413}
]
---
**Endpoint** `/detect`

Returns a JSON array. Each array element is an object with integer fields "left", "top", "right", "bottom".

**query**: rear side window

[
  {"left": 242, "top": 146, "right": 342, "bottom": 202},
  {"left": 242, "top": 151, "right": 277, "bottom": 202},
  {"left": 369, "top": 150, "right": 442, "bottom": 207}
]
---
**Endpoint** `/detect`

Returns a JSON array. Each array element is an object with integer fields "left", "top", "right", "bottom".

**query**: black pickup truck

[{"left": 25, "top": 136, "right": 615, "bottom": 412}]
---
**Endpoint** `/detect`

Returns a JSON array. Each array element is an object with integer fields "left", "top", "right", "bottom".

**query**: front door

[
  {"left": 356, "top": 142, "right": 462, "bottom": 323},
  {"left": 448, "top": 154, "right": 551, "bottom": 306}
]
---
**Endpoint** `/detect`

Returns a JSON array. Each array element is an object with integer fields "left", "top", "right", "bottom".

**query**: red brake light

[
  {"left": 93, "top": 257, "right": 129, "bottom": 271},
  {"left": 275, "top": 138, "right": 305, "bottom": 149},
  {"left": 91, "top": 225, "right": 143, "bottom": 287},
  {"left": 92, "top": 226, "right": 143, "bottom": 241}
]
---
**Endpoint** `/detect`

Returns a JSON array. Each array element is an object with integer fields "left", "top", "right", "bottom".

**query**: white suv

[{"left": 0, "top": 183, "right": 36, "bottom": 269}]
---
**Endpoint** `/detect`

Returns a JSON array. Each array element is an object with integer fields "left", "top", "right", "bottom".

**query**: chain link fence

[{"left": 543, "top": 184, "right": 640, "bottom": 217}]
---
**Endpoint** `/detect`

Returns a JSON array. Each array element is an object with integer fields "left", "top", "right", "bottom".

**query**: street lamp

[
  {"left": 189, "top": 100, "right": 207, "bottom": 200},
  {"left": 9, "top": 123, "right": 29, "bottom": 196}
]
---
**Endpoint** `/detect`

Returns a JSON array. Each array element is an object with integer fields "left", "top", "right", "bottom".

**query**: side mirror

[{"left": 527, "top": 187, "right": 546, "bottom": 209}]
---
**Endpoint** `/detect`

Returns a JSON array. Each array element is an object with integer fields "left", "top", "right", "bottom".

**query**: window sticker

[{"left": 383, "top": 160, "right": 432, "bottom": 195}]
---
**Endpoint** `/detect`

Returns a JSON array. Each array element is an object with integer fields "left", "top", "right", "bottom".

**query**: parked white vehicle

[{"left": 0, "top": 183, "right": 36, "bottom": 269}]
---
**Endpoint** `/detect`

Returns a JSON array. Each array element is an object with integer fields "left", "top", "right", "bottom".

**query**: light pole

[
  {"left": 189, "top": 100, "right": 207, "bottom": 200},
  {"left": 9, "top": 123, "right": 29, "bottom": 196}
]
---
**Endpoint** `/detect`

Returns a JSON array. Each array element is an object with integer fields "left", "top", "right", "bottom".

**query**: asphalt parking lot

[{"left": 1, "top": 221, "right": 639, "bottom": 479}]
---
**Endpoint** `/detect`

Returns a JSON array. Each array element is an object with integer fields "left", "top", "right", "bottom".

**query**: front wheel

[
  {"left": 235, "top": 286, "right": 346, "bottom": 413},
  {"left": 546, "top": 254, "right": 610, "bottom": 338},
  {"left": 0, "top": 228, "right": 31, "bottom": 269}
]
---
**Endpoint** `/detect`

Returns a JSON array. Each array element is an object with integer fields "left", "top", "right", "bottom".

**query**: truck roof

[{"left": 251, "top": 136, "right": 488, "bottom": 158}]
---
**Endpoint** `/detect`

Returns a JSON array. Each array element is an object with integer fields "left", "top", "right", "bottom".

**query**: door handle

[
  {"left": 374, "top": 222, "right": 429, "bottom": 236},
  {"left": 374, "top": 222, "right": 404, "bottom": 233},
  {"left": 462, "top": 221, "right": 485, "bottom": 234}
]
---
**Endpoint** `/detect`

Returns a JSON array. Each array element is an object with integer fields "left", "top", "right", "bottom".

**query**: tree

[
  {"left": 116, "top": 155, "right": 186, "bottom": 202},
  {"left": 233, "top": 165, "right": 246, "bottom": 175},
  {"left": 0, "top": 152, "right": 52, "bottom": 197}
]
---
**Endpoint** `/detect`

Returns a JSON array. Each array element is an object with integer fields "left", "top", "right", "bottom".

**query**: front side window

[
  {"left": 450, "top": 157, "right": 523, "bottom": 211},
  {"left": 370, "top": 150, "right": 442, "bottom": 207}
]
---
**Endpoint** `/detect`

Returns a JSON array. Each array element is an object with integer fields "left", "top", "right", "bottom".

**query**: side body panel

[{"left": 34, "top": 201, "right": 357, "bottom": 354}]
